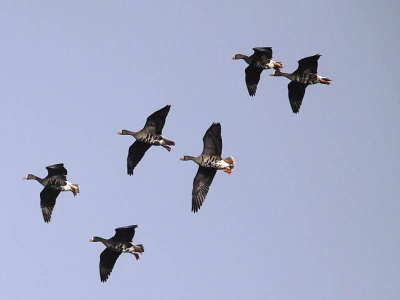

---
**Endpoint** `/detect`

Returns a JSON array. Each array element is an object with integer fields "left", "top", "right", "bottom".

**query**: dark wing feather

[
  {"left": 40, "top": 187, "right": 60, "bottom": 223},
  {"left": 46, "top": 163, "right": 67, "bottom": 180},
  {"left": 294, "top": 54, "right": 320, "bottom": 74},
  {"left": 192, "top": 166, "right": 217, "bottom": 213},
  {"left": 245, "top": 66, "right": 263, "bottom": 97},
  {"left": 252, "top": 47, "right": 272, "bottom": 59},
  {"left": 111, "top": 225, "right": 138, "bottom": 243},
  {"left": 202, "top": 123, "right": 222, "bottom": 156},
  {"left": 127, "top": 141, "right": 152, "bottom": 175},
  {"left": 143, "top": 105, "right": 171, "bottom": 134},
  {"left": 288, "top": 82, "right": 308, "bottom": 114},
  {"left": 99, "top": 248, "right": 121, "bottom": 282}
]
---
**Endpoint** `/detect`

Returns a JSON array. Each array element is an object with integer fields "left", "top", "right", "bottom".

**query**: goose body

[
  {"left": 181, "top": 155, "right": 235, "bottom": 170},
  {"left": 118, "top": 105, "right": 175, "bottom": 175},
  {"left": 270, "top": 54, "right": 331, "bottom": 113},
  {"left": 23, "top": 163, "right": 79, "bottom": 223},
  {"left": 180, "top": 123, "right": 235, "bottom": 213},
  {"left": 232, "top": 47, "right": 282, "bottom": 96},
  {"left": 90, "top": 225, "right": 144, "bottom": 282}
]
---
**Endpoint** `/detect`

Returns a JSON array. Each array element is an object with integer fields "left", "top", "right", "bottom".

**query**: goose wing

[
  {"left": 252, "top": 47, "right": 273, "bottom": 59},
  {"left": 111, "top": 225, "right": 138, "bottom": 243},
  {"left": 192, "top": 166, "right": 217, "bottom": 213},
  {"left": 127, "top": 141, "right": 152, "bottom": 175},
  {"left": 99, "top": 248, "right": 121, "bottom": 282},
  {"left": 143, "top": 105, "right": 171, "bottom": 134},
  {"left": 202, "top": 123, "right": 222, "bottom": 157},
  {"left": 294, "top": 54, "right": 320, "bottom": 75},
  {"left": 288, "top": 81, "right": 308, "bottom": 114},
  {"left": 245, "top": 66, "right": 263, "bottom": 97},
  {"left": 45, "top": 163, "right": 67, "bottom": 180},
  {"left": 40, "top": 187, "right": 61, "bottom": 223}
]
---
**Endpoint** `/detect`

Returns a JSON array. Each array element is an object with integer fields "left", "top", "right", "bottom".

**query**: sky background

[{"left": 1, "top": 1, "right": 399, "bottom": 299}]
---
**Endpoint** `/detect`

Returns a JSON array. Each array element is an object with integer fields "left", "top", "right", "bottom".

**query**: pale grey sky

[{"left": 1, "top": 1, "right": 399, "bottom": 299}]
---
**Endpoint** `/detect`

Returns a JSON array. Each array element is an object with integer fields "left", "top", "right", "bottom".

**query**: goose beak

[
  {"left": 231, "top": 56, "right": 236, "bottom": 60},
  {"left": 22, "top": 176, "right": 27, "bottom": 180},
  {"left": 179, "top": 157, "right": 184, "bottom": 160},
  {"left": 89, "top": 238, "right": 94, "bottom": 242},
  {"left": 117, "top": 131, "right": 122, "bottom": 135}
]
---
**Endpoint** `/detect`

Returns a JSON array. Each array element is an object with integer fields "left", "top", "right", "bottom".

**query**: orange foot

[
  {"left": 318, "top": 78, "right": 331, "bottom": 85},
  {"left": 223, "top": 159, "right": 234, "bottom": 164},
  {"left": 223, "top": 169, "right": 232, "bottom": 175},
  {"left": 162, "top": 145, "right": 172, "bottom": 152},
  {"left": 71, "top": 187, "right": 78, "bottom": 196}
]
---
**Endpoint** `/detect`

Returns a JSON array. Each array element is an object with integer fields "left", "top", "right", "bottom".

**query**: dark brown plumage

[
  {"left": 233, "top": 47, "right": 282, "bottom": 96},
  {"left": 180, "top": 123, "right": 235, "bottom": 213},
  {"left": 23, "top": 163, "right": 79, "bottom": 223},
  {"left": 118, "top": 105, "right": 174, "bottom": 175},
  {"left": 270, "top": 54, "right": 331, "bottom": 113},
  {"left": 90, "top": 225, "right": 144, "bottom": 282}
]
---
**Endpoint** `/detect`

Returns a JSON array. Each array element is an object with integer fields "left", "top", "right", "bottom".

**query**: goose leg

[
  {"left": 318, "top": 78, "right": 331, "bottom": 85},
  {"left": 223, "top": 159, "right": 234, "bottom": 164},
  {"left": 70, "top": 185, "right": 78, "bottom": 196}
]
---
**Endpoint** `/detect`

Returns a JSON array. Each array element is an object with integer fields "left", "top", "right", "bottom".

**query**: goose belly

[
  {"left": 201, "top": 157, "right": 232, "bottom": 170},
  {"left": 295, "top": 74, "right": 318, "bottom": 85},
  {"left": 138, "top": 133, "right": 163, "bottom": 145},
  {"left": 200, "top": 156, "right": 220, "bottom": 168}
]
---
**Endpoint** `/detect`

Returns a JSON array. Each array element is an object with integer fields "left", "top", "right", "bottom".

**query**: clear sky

[{"left": 1, "top": 1, "right": 399, "bottom": 299}]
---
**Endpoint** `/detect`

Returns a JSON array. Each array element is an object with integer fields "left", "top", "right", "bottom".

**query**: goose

[
  {"left": 180, "top": 123, "right": 235, "bottom": 213},
  {"left": 269, "top": 54, "right": 331, "bottom": 113},
  {"left": 118, "top": 105, "right": 175, "bottom": 175},
  {"left": 22, "top": 163, "right": 79, "bottom": 223},
  {"left": 232, "top": 47, "right": 282, "bottom": 96},
  {"left": 89, "top": 225, "right": 144, "bottom": 282}
]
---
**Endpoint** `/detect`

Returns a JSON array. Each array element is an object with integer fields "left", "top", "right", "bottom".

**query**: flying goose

[
  {"left": 22, "top": 163, "right": 79, "bottom": 223},
  {"left": 118, "top": 105, "right": 175, "bottom": 175},
  {"left": 232, "top": 47, "right": 282, "bottom": 96},
  {"left": 269, "top": 54, "right": 331, "bottom": 113},
  {"left": 89, "top": 225, "right": 144, "bottom": 282},
  {"left": 180, "top": 123, "right": 235, "bottom": 213}
]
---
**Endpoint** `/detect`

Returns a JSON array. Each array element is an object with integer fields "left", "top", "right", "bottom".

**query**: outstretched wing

[
  {"left": 252, "top": 47, "right": 273, "bottom": 59},
  {"left": 245, "top": 66, "right": 263, "bottom": 97},
  {"left": 99, "top": 248, "right": 121, "bottom": 282},
  {"left": 294, "top": 54, "right": 321, "bottom": 75},
  {"left": 143, "top": 105, "right": 171, "bottom": 134},
  {"left": 40, "top": 187, "right": 61, "bottom": 223},
  {"left": 192, "top": 166, "right": 217, "bottom": 213},
  {"left": 202, "top": 123, "right": 222, "bottom": 157},
  {"left": 127, "top": 141, "right": 152, "bottom": 175},
  {"left": 45, "top": 163, "right": 67, "bottom": 180},
  {"left": 288, "top": 81, "right": 308, "bottom": 114},
  {"left": 111, "top": 225, "right": 138, "bottom": 243}
]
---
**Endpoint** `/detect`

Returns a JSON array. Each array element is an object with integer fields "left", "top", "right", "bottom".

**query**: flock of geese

[{"left": 22, "top": 47, "right": 331, "bottom": 282}]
